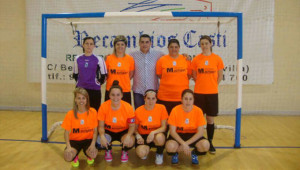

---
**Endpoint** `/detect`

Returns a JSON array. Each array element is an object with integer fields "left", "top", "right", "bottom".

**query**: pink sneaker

[
  {"left": 105, "top": 150, "right": 112, "bottom": 162},
  {"left": 121, "top": 151, "right": 128, "bottom": 162}
]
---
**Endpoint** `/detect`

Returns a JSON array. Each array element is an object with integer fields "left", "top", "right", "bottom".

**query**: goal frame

[{"left": 41, "top": 11, "right": 243, "bottom": 148}]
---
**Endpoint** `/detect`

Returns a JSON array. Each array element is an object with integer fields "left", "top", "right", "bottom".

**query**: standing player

[
  {"left": 73, "top": 36, "right": 107, "bottom": 111},
  {"left": 61, "top": 88, "right": 98, "bottom": 168},
  {"left": 156, "top": 39, "right": 192, "bottom": 114},
  {"left": 129, "top": 34, "right": 165, "bottom": 109},
  {"left": 166, "top": 89, "right": 209, "bottom": 165},
  {"left": 97, "top": 80, "right": 135, "bottom": 163},
  {"left": 135, "top": 89, "right": 168, "bottom": 165},
  {"left": 191, "top": 35, "right": 224, "bottom": 154},
  {"left": 105, "top": 35, "right": 135, "bottom": 104}
]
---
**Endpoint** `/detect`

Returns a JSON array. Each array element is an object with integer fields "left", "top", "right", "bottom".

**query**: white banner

[{"left": 26, "top": 0, "right": 274, "bottom": 84}]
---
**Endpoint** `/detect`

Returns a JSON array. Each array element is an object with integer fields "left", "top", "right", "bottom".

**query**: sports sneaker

[
  {"left": 191, "top": 151, "right": 199, "bottom": 165},
  {"left": 121, "top": 150, "right": 129, "bottom": 163},
  {"left": 86, "top": 157, "right": 94, "bottom": 165},
  {"left": 171, "top": 153, "right": 179, "bottom": 164},
  {"left": 155, "top": 153, "right": 163, "bottom": 165},
  {"left": 105, "top": 150, "right": 112, "bottom": 162},
  {"left": 209, "top": 142, "right": 216, "bottom": 154},
  {"left": 71, "top": 155, "right": 79, "bottom": 167}
]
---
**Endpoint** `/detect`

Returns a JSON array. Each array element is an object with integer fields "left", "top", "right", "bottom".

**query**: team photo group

[{"left": 62, "top": 33, "right": 224, "bottom": 167}]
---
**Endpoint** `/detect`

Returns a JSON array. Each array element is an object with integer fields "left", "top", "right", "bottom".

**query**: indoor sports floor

[{"left": 0, "top": 111, "right": 299, "bottom": 170}]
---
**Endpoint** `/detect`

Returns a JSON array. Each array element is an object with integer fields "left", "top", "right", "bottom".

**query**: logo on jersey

[
  {"left": 80, "top": 119, "right": 84, "bottom": 125},
  {"left": 112, "top": 117, "right": 117, "bottom": 123},
  {"left": 117, "top": 62, "right": 121, "bottom": 67},
  {"left": 148, "top": 116, "right": 152, "bottom": 122},
  {"left": 205, "top": 60, "right": 209, "bottom": 65},
  {"left": 185, "top": 118, "right": 189, "bottom": 124},
  {"left": 85, "top": 62, "right": 89, "bottom": 68},
  {"left": 173, "top": 61, "right": 177, "bottom": 66}
]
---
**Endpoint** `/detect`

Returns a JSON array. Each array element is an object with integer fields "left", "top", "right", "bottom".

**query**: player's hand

[
  {"left": 122, "top": 134, "right": 132, "bottom": 148},
  {"left": 87, "top": 145, "right": 98, "bottom": 158},
  {"left": 137, "top": 137, "right": 144, "bottom": 145},
  {"left": 146, "top": 131, "right": 155, "bottom": 143},
  {"left": 100, "top": 136, "right": 109, "bottom": 149},
  {"left": 179, "top": 142, "right": 191, "bottom": 156},
  {"left": 182, "top": 53, "right": 192, "bottom": 61}
]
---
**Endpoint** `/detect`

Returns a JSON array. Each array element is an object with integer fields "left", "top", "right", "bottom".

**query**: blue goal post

[{"left": 41, "top": 11, "right": 243, "bottom": 148}]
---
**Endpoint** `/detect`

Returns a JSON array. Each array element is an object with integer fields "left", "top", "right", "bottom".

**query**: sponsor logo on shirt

[
  {"left": 72, "top": 128, "right": 93, "bottom": 133},
  {"left": 166, "top": 67, "right": 186, "bottom": 73},
  {"left": 197, "top": 68, "right": 216, "bottom": 74},
  {"left": 110, "top": 69, "right": 128, "bottom": 75}
]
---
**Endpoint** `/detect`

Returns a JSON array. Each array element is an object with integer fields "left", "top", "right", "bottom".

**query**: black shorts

[
  {"left": 168, "top": 133, "right": 206, "bottom": 148},
  {"left": 105, "top": 90, "right": 132, "bottom": 105},
  {"left": 157, "top": 99, "right": 181, "bottom": 115},
  {"left": 106, "top": 129, "right": 128, "bottom": 142},
  {"left": 84, "top": 88, "right": 101, "bottom": 111},
  {"left": 194, "top": 93, "right": 219, "bottom": 116},
  {"left": 135, "top": 133, "right": 166, "bottom": 148},
  {"left": 68, "top": 139, "right": 92, "bottom": 156}
]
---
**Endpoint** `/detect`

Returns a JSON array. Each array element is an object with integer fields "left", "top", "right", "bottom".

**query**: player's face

[
  {"left": 109, "top": 88, "right": 123, "bottom": 104},
  {"left": 75, "top": 93, "right": 87, "bottom": 108},
  {"left": 115, "top": 41, "right": 126, "bottom": 54},
  {"left": 139, "top": 37, "right": 151, "bottom": 53},
  {"left": 144, "top": 92, "right": 157, "bottom": 108},
  {"left": 182, "top": 92, "right": 194, "bottom": 108},
  {"left": 83, "top": 39, "right": 95, "bottom": 54},
  {"left": 200, "top": 39, "right": 212, "bottom": 53},
  {"left": 168, "top": 43, "right": 180, "bottom": 56}
]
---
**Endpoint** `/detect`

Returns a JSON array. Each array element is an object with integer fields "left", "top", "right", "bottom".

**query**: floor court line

[{"left": 1, "top": 138, "right": 299, "bottom": 149}]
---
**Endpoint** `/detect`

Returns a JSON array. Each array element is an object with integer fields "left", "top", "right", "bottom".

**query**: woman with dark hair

[
  {"left": 166, "top": 89, "right": 209, "bottom": 165},
  {"left": 61, "top": 88, "right": 98, "bottom": 167},
  {"left": 97, "top": 80, "right": 135, "bottom": 163},
  {"left": 134, "top": 89, "right": 168, "bottom": 165},
  {"left": 156, "top": 39, "right": 192, "bottom": 114},
  {"left": 73, "top": 36, "right": 107, "bottom": 111},
  {"left": 191, "top": 35, "right": 224, "bottom": 154}
]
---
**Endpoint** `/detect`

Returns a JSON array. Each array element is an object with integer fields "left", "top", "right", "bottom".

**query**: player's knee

[
  {"left": 154, "top": 133, "right": 165, "bottom": 146},
  {"left": 196, "top": 139, "right": 210, "bottom": 152},
  {"left": 166, "top": 140, "right": 178, "bottom": 152}
]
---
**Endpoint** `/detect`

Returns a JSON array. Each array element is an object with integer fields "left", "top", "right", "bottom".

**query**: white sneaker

[{"left": 155, "top": 153, "right": 163, "bottom": 165}]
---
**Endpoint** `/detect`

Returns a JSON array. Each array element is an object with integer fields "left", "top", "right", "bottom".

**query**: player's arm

[
  {"left": 98, "top": 120, "right": 109, "bottom": 149},
  {"left": 217, "top": 69, "right": 223, "bottom": 84},
  {"left": 64, "top": 130, "right": 72, "bottom": 149},
  {"left": 150, "top": 119, "right": 167, "bottom": 135},
  {"left": 169, "top": 125, "right": 185, "bottom": 145},
  {"left": 192, "top": 70, "right": 197, "bottom": 81},
  {"left": 90, "top": 127, "right": 98, "bottom": 147},
  {"left": 129, "top": 70, "right": 134, "bottom": 80}
]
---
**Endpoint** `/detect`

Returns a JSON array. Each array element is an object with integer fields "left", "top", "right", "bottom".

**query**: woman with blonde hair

[
  {"left": 105, "top": 35, "right": 135, "bottom": 104},
  {"left": 61, "top": 88, "right": 98, "bottom": 167}
]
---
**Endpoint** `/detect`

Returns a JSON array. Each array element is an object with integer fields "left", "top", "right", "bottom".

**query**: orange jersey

[
  {"left": 191, "top": 53, "right": 224, "bottom": 94},
  {"left": 135, "top": 104, "right": 168, "bottom": 135},
  {"left": 61, "top": 108, "right": 98, "bottom": 141},
  {"left": 168, "top": 105, "right": 206, "bottom": 133},
  {"left": 98, "top": 100, "right": 135, "bottom": 133},
  {"left": 156, "top": 54, "right": 191, "bottom": 101},
  {"left": 105, "top": 54, "right": 135, "bottom": 92}
]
